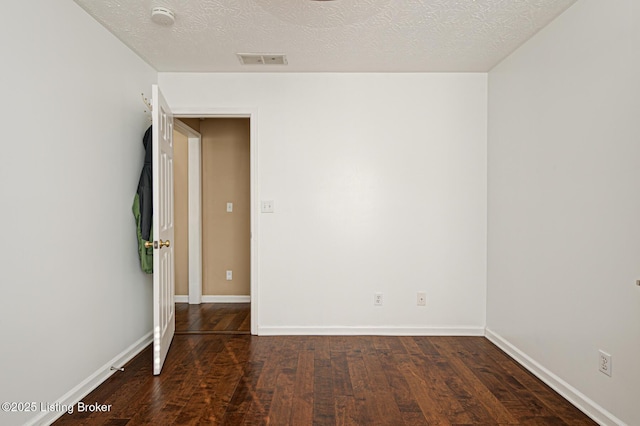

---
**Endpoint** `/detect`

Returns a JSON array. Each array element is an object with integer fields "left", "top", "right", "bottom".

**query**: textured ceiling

[{"left": 73, "top": 0, "right": 578, "bottom": 72}]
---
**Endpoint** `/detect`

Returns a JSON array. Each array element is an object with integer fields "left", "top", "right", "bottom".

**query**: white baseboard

[
  {"left": 485, "top": 328, "right": 626, "bottom": 426},
  {"left": 174, "top": 295, "right": 250, "bottom": 304},
  {"left": 26, "top": 332, "right": 153, "bottom": 426},
  {"left": 201, "top": 295, "right": 250, "bottom": 303},
  {"left": 258, "top": 325, "right": 485, "bottom": 336}
]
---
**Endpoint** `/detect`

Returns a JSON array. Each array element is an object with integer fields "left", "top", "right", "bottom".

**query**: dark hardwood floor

[
  {"left": 53, "top": 305, "right": 596, "bottom": 425},
  {"left": 175, "top": 303, "right": 250, "bottom": 334}
]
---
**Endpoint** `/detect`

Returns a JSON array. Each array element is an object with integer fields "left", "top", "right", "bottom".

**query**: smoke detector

[{"left": 151, "top": 7, "right": 175, "bottom": 26}]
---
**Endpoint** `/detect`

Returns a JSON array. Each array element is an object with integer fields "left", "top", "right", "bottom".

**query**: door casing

[
  {"left": 173, "top": 120, "right": 202, "bottom": 305},
  {"left": 174, "top": 109, "right": 259, "bottom": 336}
]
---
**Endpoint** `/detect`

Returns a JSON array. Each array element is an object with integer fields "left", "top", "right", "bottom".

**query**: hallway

[{"left": 175, "top": 303, "right": 251, "bottom": 335}]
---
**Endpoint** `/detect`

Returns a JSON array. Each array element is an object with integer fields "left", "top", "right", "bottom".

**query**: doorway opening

[{"left": 172, "top": 111, "right": 258, "bottom": 335}]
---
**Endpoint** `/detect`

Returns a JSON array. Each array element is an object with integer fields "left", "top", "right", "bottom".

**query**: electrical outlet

[
  {"left": 374, "top": 293, "right": 383, "bottom": 306},
  {"left": 226, "top": 270, "right": 233, "bottom": 281},
  {"left": 598, "top": 350, "right": 612, "bottom": 377},
  {"left": 417, "top": 292, "right": 426, "bottom": 306}
]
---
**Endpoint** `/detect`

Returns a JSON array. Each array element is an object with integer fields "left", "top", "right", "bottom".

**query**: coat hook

[
  {"left": 141, "top": 92, "right": 153, "bottom": 123},
  {"left": 141, "top": 92, "right": 153, "bottom": 113}
]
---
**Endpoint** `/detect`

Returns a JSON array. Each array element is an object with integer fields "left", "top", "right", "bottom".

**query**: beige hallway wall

[
  {"left": 202, "top": 118, "right": 251, "bottom": 296},
  {"left": 178, "top": 118, "right": 200, "bottom": 133}
]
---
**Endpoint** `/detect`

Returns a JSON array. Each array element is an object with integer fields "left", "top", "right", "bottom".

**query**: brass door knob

[
  {"left": 160, "top": 239, "right": 171, "bottom": 248},
  {"left": 144, "top": 241, "right": 154, "bottom": 249}
]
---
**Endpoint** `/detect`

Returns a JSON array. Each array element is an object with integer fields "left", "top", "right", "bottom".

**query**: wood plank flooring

[
  {"left": 53, "top": 305, "right": 597, "bottom": 425},
  {"left": 175, "top": 303, "right": 250, "bottom": 334}
]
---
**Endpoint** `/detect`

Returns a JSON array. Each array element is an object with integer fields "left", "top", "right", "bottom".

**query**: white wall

[
  {"left": 159, "top": 73, "right": 487, "bottom": 334},
  {"left": 0, "top": 1, "right": 156, "bottom": 425},
  {"left": 487, "top": 1, "right": 640, "bottom": 425}
]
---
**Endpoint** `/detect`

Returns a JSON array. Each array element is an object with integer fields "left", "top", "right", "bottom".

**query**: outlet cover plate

[
  {"left": 374, "top": 292, "right": 383, "bottom": 306},
  {"left": 599, "top": 350, "right": 612, "bottom": 377},
  {"left": 417, "top": 292, "right": 426, "bottom": 306}
]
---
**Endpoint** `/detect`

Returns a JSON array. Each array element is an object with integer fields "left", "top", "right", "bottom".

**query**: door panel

[{"left": 152, "top": 84, "right": 175, "bottom": 375}]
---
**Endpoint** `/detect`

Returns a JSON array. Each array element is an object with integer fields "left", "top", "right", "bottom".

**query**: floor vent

[{"left": 237, "top": 53, "right": 288, "bottom": 65}]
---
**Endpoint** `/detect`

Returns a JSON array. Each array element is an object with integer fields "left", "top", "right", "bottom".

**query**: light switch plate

[
  {"left": 261, "top": 200, "right": 274, "bottom": 213},
  {"left": 226, "top": 202, "right": 233, "bottom": 212}
]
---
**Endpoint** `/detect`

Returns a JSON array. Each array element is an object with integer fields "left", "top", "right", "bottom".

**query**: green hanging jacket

[
  {"left": 133, "top": 193, "right": 153, "bottom": 274},
  {"left": 133, "top": 126, "right": 153, "bottom": 274}
]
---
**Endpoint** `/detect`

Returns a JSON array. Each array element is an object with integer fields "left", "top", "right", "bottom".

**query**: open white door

[{"left": 151, "top": 84, "right": 175, "bottom": 375}]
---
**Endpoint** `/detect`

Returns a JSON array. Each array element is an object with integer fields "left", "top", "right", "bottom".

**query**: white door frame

[
  {"left": 173, "top": 120, "right": 203, "bottom": 305},
  {"left": 174, "top": 108, "right": 259, "bottom": 336}
]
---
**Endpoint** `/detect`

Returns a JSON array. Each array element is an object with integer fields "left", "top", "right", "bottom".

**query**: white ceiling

[{"left": 73, "top": 0, "right": 578, "bottom": 72}]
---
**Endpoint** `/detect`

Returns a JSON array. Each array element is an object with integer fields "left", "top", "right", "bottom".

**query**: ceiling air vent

[{"left": 237, "top": 54, "right": 288, "bottom": 65}]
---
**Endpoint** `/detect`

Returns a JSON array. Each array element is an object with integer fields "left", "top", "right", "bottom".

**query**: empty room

[{"left": 1, "top": 0, "right": 638, "bottom": 425}]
